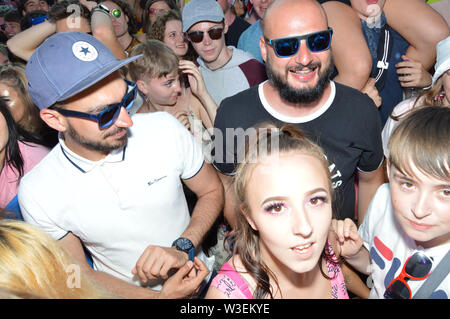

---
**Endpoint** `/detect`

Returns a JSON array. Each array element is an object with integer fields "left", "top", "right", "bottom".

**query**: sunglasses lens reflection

[
  {"left": 274, "top": 38, "right": 299, "bottom": 57},
  {"left": 385, "top": 280, "right": 410, "bottom": 299},
  {"left": 405, "top": 253, "right": 432, "bottom": 278},
  {"left": 308, "top": 32, "right": 331, "bottom": 52},
  {"left": 99, "top": 106, "right": 120, "bottom": 128}
]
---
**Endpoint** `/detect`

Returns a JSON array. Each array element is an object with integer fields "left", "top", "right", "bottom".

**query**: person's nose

[
  {"left": 411, "top": 191, "right": 433, "bottom": 220},
  {"left": 115, "top": 106, "right": 133, "bottom": 128},
  {"left": 292, "top": 39, "right": 314, "bottom": 66},
  {"left": 202, "top": 31, "right": 213, "bottom": 46},
  {"left": 291, "top": 206, "right": 313, "bottom": 238}
]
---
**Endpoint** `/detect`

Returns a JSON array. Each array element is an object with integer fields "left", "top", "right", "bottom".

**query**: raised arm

[
  {"left": 81, "top": 0, "right": 127, "bottom": 60},
  {"left": 179, "top": 59, "right": 218, "bottom": 127},
  {"left": 322, "top": 1, "right": 372, "bottom": 90},
  {"left": 384, "top": 0, "right": 450, "bottom": 71},
  {"left": 7, "top": 19, "right": 56, "bottom": 61}
]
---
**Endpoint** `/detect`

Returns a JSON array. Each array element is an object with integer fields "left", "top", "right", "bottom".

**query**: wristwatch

[
  {"left": 92, "top": 3, "right": 110, "bottom": 15},
  {"left": 172, "top": 237, "right": 195, "bottom": 262}
]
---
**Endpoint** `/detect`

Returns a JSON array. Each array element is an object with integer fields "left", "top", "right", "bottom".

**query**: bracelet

[{"left": 422, "top": 84, "right": 432, "bottom": 91}]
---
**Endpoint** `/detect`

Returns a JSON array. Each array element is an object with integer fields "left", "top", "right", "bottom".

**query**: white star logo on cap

[{"left": 72, "top": 41, "right": 98, "bottom": 62}]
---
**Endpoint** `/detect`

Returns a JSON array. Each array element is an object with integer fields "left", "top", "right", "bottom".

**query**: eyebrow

[
  {"left": 260, "top": 187, "right": 329, "bottom": 206},
  {"left": 393, "top": 172, "right": 450, "bottom": 189},
  {"left": 87, "top": 84, "right": 128, "bottom": 113}
]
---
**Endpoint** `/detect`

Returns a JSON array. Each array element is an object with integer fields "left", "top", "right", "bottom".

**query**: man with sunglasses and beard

[
  {"left": 213, "top": 0, "right": 385, "bottom": 230},
  {"left": 18, "top": 32, "right": 224, "bottom": 298},
  {"left": 182, "top": 0, "right": 267, "bottom": 106}
]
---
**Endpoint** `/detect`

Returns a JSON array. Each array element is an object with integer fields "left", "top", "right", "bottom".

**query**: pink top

[
  {"left": 210, "top": 242, "right": 349, "bottom": 299},
  {"left": 0, "top": 141, "right": 49, "bottom": 208}
]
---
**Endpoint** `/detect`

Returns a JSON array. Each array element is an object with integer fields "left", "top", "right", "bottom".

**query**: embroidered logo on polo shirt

[
  {"left": 148, "top": 175, "right": 167, "bottom": 186},
  {"left": 72, "top": 41, "right": 98, "bottom": 62}
]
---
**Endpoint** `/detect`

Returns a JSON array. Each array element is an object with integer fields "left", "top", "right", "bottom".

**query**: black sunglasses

[
  {"left": 186, "top": 27, "right": 224, "bottom": 43},
  {"left": 50, "top": 80, "right": 136, "bottom": 130},
  {"left": 384, "top": 252, "right": 433, "bottom": 299},
  {"left": 265, "top": 28, "right": 333, "bottom": 58}
]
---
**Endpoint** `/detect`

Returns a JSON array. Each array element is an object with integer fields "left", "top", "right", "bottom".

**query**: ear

[
  {"left": 223, "top": 20, "right": 229, "bottom": 35},
  {"left": 39, "top": 108, "right": 68, "bottom": 132},
  {"left": 259, "top": 35, "right": 267, "bottom": 63},
  {"left": 386, "top": 158, "right": 391, "bottom": 180},
  {"left": 136, "top": 79, "right": 149, "bottom": 95},
  {"left": 241, "top": 205, "right": 258, "bottom": 231}
]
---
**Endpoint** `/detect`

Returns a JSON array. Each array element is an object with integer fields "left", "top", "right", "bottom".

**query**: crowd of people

[{"left": 0, "top": 0, "right": 449, "bottom": 300}]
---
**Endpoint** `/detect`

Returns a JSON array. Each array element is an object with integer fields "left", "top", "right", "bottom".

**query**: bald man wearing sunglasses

[
  {"left": 213, "top": 0, "right": 385, "bottom": 231},
  {"left": 182, "top": 0, "right": 267, "bottom": 106},
  {"left": 18, "top": 32, "right": 224, "bottom": 299}
]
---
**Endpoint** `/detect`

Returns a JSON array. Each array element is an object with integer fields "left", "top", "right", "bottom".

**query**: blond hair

[
  {"left": 388, "top": 106, "right": 449, "bottom": 181},
  {"left": 0, "top": 219, "right": 115, "bottom": 299},
  {"left": 128, "top": 39, "right": 179, "bottom": 82}
]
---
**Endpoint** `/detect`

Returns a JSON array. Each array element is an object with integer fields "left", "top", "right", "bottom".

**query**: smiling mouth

[
  {"left": 289, "top": 65, "right": 318, "bottom": 81},
  {"left": 292, "top": 242, "right": 313, "bottom": 253}
]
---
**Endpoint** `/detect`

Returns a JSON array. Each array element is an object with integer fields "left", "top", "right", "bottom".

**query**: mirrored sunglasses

[{"left": 266, "top": 28, "right": 333, "bottom": 58}]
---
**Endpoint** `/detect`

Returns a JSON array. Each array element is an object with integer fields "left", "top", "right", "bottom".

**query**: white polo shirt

[{"left": 19, "top": 112, "right": 209, "bottom": 289}]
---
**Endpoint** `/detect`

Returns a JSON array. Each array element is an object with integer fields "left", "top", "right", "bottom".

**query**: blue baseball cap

[{"left": 26, "top": 32, "right": 142, "bottom": 110}]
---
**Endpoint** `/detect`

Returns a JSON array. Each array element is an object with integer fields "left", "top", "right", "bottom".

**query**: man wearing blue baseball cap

[{"left": 18, "top": 32, "right": 224, "bottom": 298}]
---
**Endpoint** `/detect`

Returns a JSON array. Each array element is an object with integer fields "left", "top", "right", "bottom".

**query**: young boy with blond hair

[{"left": 333, "top": 106, "right": 450, "bottom": 299}]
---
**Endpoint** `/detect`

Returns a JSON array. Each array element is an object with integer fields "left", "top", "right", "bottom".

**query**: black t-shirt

[
  {"left": 225, "top": 16, "right": 251, "bottom": 47},
  {"left": 212, "top": 82, "right": 383, "bottom": 221}
]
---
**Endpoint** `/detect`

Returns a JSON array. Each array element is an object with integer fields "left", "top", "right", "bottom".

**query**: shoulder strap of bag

[{"left": 413, "top": 249, "right": 450, "bottom": 299}]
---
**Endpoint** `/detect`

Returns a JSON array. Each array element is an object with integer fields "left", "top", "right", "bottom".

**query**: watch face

[{"left": 178, "top": 238, "right": 193, "bottom": 250}]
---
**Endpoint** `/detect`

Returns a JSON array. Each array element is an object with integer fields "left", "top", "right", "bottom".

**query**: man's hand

[
  {"left": 159, "top": 257, "right": 209, "bottom": 299},
  {"left": 79, "top": 0, "right": 97, "bottom": 11},
  {"left": 132, "top": 245, "right": 188, "bottom": 283}
]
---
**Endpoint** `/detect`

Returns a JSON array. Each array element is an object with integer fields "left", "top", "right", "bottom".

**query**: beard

[
  {"left": 266, "top": 54, "right": 335, "bottom": 104},
  {"left": 65, "top": 124, "right": 129, "bottom": 153}
]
